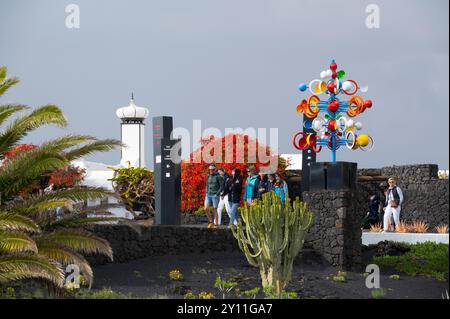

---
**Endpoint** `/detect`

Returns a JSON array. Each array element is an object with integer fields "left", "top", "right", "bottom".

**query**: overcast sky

[{"left": 0, "top": 0, "right": 448, "bottom": 169}]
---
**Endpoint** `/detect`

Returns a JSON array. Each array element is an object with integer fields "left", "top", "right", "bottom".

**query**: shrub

[
  {"left": 332, "top": 271, "right": 347, "bottom": 283},
  {"left": 241, "top": 287, "right": 260, "bottom": 299},
  {"left": 214, "top": 276, "right": 238, "bottom": 299},
  {"left": 370, "top": 222, "right": 382, "bottom": 232},
  {"left": 371, "top": 288, "right": 385, "bottom": 299},
  {"left": 435, "top": 224, "right": 449, "bottom": 234},
  {"left": 395, "top": 222, "right": 409, "bottom": 233},
  {"left": 409, "top": 220, "right": 429, "bottom": 233},
  {"left": 168, "top": 269, "right": 184, "bottom": 281},
  {"left": 198, "top": 291, "right": 215, "bottom": 299},
  {"left": 373, "top": 242, "right": 449, "bottom": 281},
  {"left": 183, "top": 291, "right": 195, "bottom": 299},
  {"left": 109, "top": 165, "right": 155, "bottom": 217},
  {"left": 48, "top": 165, "right": 86, "bottom": 190}
]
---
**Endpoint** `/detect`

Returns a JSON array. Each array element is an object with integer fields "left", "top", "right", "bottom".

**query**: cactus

[{"left": 231, "top": 192, "right": 313, "bottom": 297}]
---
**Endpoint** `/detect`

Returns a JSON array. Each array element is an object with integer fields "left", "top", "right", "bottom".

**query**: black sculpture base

[{"left": 309, "top": 161, "right": 357, "bottom": 191}]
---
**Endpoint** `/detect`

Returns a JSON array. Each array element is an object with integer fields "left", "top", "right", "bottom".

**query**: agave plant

[
  {"left": 435, "top": 224, "right": 449, "bottom": 234},
  {"left": 0, "top": 66, "right": 121, "bottom": 291}
]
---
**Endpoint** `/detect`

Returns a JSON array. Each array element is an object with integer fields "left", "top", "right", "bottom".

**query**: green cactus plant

[{"left": 231, "top": 192, "right": 313, "bottom": 297}]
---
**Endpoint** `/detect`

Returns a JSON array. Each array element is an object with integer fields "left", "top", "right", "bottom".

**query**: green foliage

[
  {"left": 389, "top": 274, "right": 400, "bottom": 280},
  {"left": 332, "top": 276, "right": 346, "bottom": 283},
  {"left": 168, "top": 269, "right": 184, "bottom": 281},
  {"left": 0, "top": 66, "right": 120, "bottom": 292},
  {"left": 373, "top": 242, "right": 449, "bottom": 281},
  {"left": 371, "top": 288, "right": 386, "bottom": 299},
  {"left": 241, "top": 287, "right": 261, "bottom": 299},
  {"left": 263, "top": 286, "right": 298, "bottom": 299},
  {"left": 214, "top": 276, "right": 238, "bottom": 299},
  {"left": 183, "top": 291, "right": 196, "bottom": 299},
  {"left": 109, "top": 165, "right": 155, "bottom": 217},
  {"left": 231, "top": 192, "right": 313, "bottom": 297},
  {"left": 75, "top": 288, "right": 132, "bottom": 299},
  {"left": 332, "top": 270, "right": 347, "bottom": 283},
  {"left": 198, "top": 291, "right": 215, "bottom": 299}
]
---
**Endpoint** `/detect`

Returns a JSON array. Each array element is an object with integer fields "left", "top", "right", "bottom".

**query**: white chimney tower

[{"left": 116, "top": 94, "right": 149, "bottom": 167}]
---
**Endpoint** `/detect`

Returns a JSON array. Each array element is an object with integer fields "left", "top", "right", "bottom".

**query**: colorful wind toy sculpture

[{"left": 293, "top": 59, "right": 374, "bottom": 162}]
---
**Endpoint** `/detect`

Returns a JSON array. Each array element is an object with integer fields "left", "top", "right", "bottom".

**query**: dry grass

[
  {"left": 370, "top": 222, "right": 383, "bottom": 232},
  {"left": 409, "top": 220, "right": 429, "bottom": 233},
  {"left": 435, "top": 224, "right": 449, "bottom": 234},
  {"left": 395, "top": 222, "right": 409, "bottom": 233}
]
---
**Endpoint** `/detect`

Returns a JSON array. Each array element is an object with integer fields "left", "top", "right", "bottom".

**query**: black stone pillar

[
  {"left": 300, "top": 114, "right": 316, "bottom": 199},
  {"left": 153, "top": 116, "right": 181, "bottom": 225},
  {"left": 310, "top": 161, "right": 357, "bottom": 191}
]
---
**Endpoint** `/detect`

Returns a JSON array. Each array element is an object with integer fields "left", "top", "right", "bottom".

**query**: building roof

[{"left": 116, "top": 95, "right": 149, "bottom": 120}]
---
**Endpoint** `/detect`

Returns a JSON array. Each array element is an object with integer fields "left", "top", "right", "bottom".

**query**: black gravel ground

[{"left": 91, "top": 250, "right": 449, "bottom": 299}]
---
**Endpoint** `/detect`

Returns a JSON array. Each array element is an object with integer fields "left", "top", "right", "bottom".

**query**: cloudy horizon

[{"left": 0, "top": 0, "right": 448, "bottom": 169}]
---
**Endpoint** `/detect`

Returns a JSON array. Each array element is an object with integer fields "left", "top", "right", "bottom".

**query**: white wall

[{"left": 120, "top": 123, "right": 145, "bottom": 167}]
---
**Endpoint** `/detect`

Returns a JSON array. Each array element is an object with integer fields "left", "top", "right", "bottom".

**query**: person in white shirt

[{"left": 383, "top": 177, "right": 404, "bottom": 232}]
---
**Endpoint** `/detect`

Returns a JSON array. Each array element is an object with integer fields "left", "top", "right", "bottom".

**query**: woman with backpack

[
  {"left": 273, "top": 173, "right": 289, "bottom": 204},
  {"left": 243, "top": 165, "right": 259, "bottom": 205}
]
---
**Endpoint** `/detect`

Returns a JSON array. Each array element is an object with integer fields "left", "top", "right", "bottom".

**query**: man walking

[{"left": 205, "top": 164, "right": 223, "bottom": 229}]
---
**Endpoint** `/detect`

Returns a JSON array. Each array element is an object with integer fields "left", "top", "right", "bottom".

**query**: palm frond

[
  {"left": 0, "top": 232, "right": 38, "bottom": 253},
  {"left": 0, "top": 212, "right": 40, "bottom": 233},
  {"left": 0, "top": 77, "right": 20, "bottom": 97},
  {"left": 39, "top": 134, "right": 97, "bottom": 154},
  {"left": 0, "top": 253, "right": 65, "bottom": 287},
  {"left": 9, "top": 187, "right": 115, "bottom": 216},
  {"left": 64, "top": 139, "right": 123, "bottom": 161},
  {"left": 0, "top": 149, "right": 67, "bottom": 200},
  {"left": 0, "top": 104, "right": 29, "bottom": 127},
  {"left": 36, "top": 229, "right": 113, "bottom": 261},
  {"left": 36, "top": 242, "right": 94, "bottom": 284},
  {"left": 42, "top": 216, "right": 119, "bottom": 232},
  {"left": 0, "top": 66, "right": 7, "bottom": 83},
  {"left": 0, "top": 104, "right": 67, "bottom": 155}
]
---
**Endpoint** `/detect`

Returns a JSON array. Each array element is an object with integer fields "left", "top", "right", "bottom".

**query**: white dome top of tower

[{"left": 116, "top": 94, "right": 149, "bottom": 120}]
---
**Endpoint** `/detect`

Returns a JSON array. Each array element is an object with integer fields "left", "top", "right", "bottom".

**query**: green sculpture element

[{"left": 231, "top": 192, "right": 314, "bottom": 296}]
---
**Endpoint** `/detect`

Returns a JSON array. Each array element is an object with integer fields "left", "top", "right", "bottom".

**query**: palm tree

[{"left": 0, "top": 66, "right": 122, "bottom": 291}]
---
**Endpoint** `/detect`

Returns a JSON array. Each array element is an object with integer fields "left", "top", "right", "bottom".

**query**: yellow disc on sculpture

[
  {"left": 314, "top": 83, "right": 321, "bottom": 94},
  {"left": 357, "top": 134, "right": 370, "bottom": 147}
]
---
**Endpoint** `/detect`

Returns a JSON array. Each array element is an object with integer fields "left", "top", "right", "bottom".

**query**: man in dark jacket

[
  {"left": 362, "top": 194, "right": 380, "bottom": 229},
  {"left": 217, "top": 167, "right": 232, "bottom": 225},
  {"left": 205, "top": 164, "right": 224, "bottom": 228},
  {"left": 253, "top": 171, "right": 269, "bottom": 201}
]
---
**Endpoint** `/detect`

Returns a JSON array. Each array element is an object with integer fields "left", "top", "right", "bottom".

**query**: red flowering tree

[
  {"left": 1, "top": 143, "right": 85, "bottom": 196},
  {"left": 181, "top": 134, "right": 287, "bottom": 212},
  {"left": 2, "top": 143, "right": 37, "bottom": 160},
  {"left": 48, "top": 165, "right": 86, "bottom": 190}
]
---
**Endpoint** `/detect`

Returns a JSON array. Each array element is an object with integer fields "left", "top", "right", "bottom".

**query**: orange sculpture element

[{"left": 347, "top": 96, "right": 365, "bottom": 117}]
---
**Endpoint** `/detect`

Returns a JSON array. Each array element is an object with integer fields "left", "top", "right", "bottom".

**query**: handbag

[{"left": 389, "top": 200, "right": 398, "bottom": 208}]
